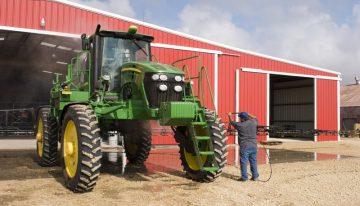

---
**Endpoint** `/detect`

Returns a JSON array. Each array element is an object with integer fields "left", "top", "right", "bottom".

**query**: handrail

[
  {"left": 173, "top": 56, "right": 216, "bottom": 114},
  {"left": 171, "top": 55, "right": 200, "bottom": 68},
  {"left": 201, "top": 66, "right": 217, "bottom": 115},
  {"left": 182, "top": 65, "right": 196, "bottom": 105}
]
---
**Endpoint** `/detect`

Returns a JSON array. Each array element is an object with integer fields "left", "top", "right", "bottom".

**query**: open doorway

[
  {"left": 269, "top": 75, "right": 314, "bottom": 140},
  {"left": 0, "top": 29, "right": 81, "bottom": 136}
]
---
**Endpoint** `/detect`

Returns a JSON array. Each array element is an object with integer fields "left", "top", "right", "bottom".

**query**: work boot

[
  {"left": 237, "top": 178, "right": 247, "bottom": 182},
  {"left": 250, "top": 176, "right": 259, "bottom": 181}
]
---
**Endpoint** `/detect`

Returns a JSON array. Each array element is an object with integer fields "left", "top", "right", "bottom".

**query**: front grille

[{"left": 144, "top": 73, "right": 184, "bottom": 108}]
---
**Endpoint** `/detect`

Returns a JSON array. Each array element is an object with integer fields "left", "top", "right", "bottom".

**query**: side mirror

[{"left": 81, "top": 33, "right": 89, "bottom": 50}]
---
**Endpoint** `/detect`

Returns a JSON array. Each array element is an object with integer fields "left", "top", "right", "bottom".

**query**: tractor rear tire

[
  {"left": 35, "top": 107, "right": 58, "bottom": 167},
  {"left": 119, "top": 120, "right": 152, "bottom": 165},
  {"left": 60, "top": 105, "right": 101, "bottom": 192},
  {"left": 176, "top": 110, "right": 228, "bottom": 182}
]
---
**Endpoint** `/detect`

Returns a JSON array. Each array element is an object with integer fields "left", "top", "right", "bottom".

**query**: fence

[{"left": 0, "top": 108, "right": 36, "bottom": 136}]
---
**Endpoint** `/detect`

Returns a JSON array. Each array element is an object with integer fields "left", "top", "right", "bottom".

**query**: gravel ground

[{"left": 0, "top": 138, "right": 359, "bottom": 206}]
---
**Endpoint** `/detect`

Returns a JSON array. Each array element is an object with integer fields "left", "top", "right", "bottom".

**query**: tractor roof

[{"left": 96, "top": 30, "right": 154, "bottom": 42}]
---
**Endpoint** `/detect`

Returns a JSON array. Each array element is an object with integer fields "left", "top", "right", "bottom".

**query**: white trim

[
  {"left": 214, "top": 54, "right": 219, "bottom": 110},
  {"left": 242, "top": 68, "right": 341, "bottom": 81},
  {"left": 0, "top": 25, "right": 80, "bottom": 38},
  {"left": 337, "top": 80, "right": 341, "bottom": 141},
  {"left": 151, "top": 43, "right": 222, "bottom": 54},
  {"left": 266, "top": 73, "right": 270, "bottom": 141},
  {"left": 316, "top": 75, "right": 342, "bottom": 81},
  {"left": 314, "top": 152, "right": 317, "bottom": 161},
  {"left": 314, "top": 78, "right": 318, "bottom": 142},
  {"left": 52, "top": 0, "right": 340, "bottom": 76},
  {"left": 235, "top": 69, "right": 240, "bottom": 145}
]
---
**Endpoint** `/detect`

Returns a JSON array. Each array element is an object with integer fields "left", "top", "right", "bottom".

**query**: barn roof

[{"left": 53, "top": 0, "right": 340, "bottom": 76}]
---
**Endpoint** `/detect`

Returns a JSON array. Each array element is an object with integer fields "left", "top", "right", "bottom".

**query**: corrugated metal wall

[
  {"left": 238, "top": 71, "right": 267, "bottom": 142},
  {"left": 316, "top": 79, "right": 338, "bottom": 141},
  {"left": 0, "top": 0, "right": 340, "bottom": 142}
]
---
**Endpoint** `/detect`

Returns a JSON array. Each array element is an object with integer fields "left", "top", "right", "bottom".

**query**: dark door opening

[
  {"left": 270, "top": 75, "right": 314, "bottom": 140},
  {"left": 0, "top": 29, "right": 81, "bottom": 136}
]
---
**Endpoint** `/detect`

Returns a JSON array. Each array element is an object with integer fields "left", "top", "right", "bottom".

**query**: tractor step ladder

[
  {"left": 189, "top": 120, "right": 219, "bottom": 172},
  {"left": 172, "top": 56, "right": 219, "bottom": 172}
]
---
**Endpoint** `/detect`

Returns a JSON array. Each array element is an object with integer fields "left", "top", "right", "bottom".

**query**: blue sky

[{"left": 69, "top": 0, "right": 360, "bottom": 84}]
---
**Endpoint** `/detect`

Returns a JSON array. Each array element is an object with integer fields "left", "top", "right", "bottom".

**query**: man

[{"left": 228, "top": 112, "right": 259, "bottom": 181}]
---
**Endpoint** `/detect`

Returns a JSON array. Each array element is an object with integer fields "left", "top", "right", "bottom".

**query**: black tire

[
  {"left": 60, "top": 105, "right": 101, "bottom": 192},
  {"left": 176, "top": 110, "right": 228, "bottom": 182},
  {"left": 35, "top": 107, "right": 58, "bottom": 167},
  {"left": 118, "top": 120, "right": 152, "bottom": 165}
]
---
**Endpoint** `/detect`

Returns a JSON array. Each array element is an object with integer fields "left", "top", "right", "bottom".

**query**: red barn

[{"left": 0, "top": 0, "right": 340, "bottom": 143}]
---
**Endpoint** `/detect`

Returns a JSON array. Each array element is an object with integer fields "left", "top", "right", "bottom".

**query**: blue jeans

[{"left": 240, "top": 146, "right": 259, "bottom": 180}]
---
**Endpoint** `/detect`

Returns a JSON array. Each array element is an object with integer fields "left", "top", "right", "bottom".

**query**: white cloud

[
  {"left": 177, "top": 1, "right": 360, "bottom": 84},
  {"left": 178, "top": 5, "right": 256, "bottom": 51},
  {"left": 68, "top": 0, "right": 135, "bottom": 18}
]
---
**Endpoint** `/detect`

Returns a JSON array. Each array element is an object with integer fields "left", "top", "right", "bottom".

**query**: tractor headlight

[
  {"left": 159, "top": 74, "right": 168, "bottom": 81},
  {"left": 159, "top": 84, "right": 168, "bottom": 91},
  {"left": 174, "top": 75, "right": 182, "bottom": 82},
  {"left": 152, "top": 74, "right": 160, "bottom": 80},
  {"left": 174, "top": 85, "right": 183, "bottom": 92}
]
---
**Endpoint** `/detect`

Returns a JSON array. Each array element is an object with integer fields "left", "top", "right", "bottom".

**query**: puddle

[
  {"left": 226, "top": 145, "right": 356, "bottom": 166},
  {"left": 100, "top": 145, "right": 358, "bottom": 176},
  {"left": 0, "top": 146, "right": 356, "bottom": 182}
]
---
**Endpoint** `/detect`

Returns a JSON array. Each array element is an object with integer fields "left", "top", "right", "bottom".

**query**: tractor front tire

[
  {"left": 176, "top": 110, "right": 228, "bottom": 182},
  {"left": 119, "top": 120, "right": 152, "bottom": 165},
  {"left": 60, "top": 105, "right": 101, "bottom": 192},
  {"left": 35, "top": 107, "right": 58, "bottom": 167}
]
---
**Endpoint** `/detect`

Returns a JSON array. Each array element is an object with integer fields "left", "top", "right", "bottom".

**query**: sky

[{"left": 68, "top": 0, "right": 360, "bottom": 85}]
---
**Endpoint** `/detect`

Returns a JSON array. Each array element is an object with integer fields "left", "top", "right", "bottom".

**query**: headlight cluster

[{"left": 152, "top": 73, "right": 184, "bottom": 92}]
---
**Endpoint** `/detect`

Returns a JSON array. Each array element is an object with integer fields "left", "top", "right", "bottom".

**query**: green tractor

[{"left": 35, "top": 25, "right": 228, "bottom": 192}]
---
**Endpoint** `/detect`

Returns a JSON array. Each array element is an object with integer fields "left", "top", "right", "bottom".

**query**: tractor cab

[{"left": 82, "top": 25, "right": 154, "bottom": 92}]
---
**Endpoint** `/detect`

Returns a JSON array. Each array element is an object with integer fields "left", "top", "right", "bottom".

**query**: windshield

[{"left": 100, "top": 37, "right": 151, "bottom": 91}]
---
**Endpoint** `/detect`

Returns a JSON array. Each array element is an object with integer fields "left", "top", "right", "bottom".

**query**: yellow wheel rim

[
  {"left": 36, "top": 118, "right": 44, "bottom": 157},
  {"left": 63, "top": 120, "right": 78, "bottom": 178},
  {"left": 184, "top": 148, "right": 207, "bottom": 171}
]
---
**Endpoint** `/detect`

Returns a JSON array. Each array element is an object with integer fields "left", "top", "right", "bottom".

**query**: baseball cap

[{"left": 238, "top": 112, "right": 249, "bottom": 119}]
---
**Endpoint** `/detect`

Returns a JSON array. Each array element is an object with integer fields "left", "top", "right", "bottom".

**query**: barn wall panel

[
  {"left": 239, "top": 71, "right": 267, "bottom": 142},
  {"left": 316, "top": 79, "right": 338, "bottom": 141}
]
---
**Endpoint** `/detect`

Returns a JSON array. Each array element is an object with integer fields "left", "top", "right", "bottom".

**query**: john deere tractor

[{"left": 35, "top": 25, "right": 227, "bottom": 192}]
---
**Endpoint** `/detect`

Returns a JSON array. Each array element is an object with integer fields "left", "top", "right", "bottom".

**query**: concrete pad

[{"left": 0, "top": 139, "right": 36, "bottom": 150}]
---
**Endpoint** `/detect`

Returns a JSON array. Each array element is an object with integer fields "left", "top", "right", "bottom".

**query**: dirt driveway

[{"left": 0, "top": 138, "right": 359, "bottom": 206}]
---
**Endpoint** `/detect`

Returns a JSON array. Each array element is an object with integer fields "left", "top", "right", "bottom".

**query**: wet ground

[
  {"left": 0, "top": 144, "right": 356, "bottom": 182},
  {"left": 0, "top": 138, "right": 360, "bottom": 205}
]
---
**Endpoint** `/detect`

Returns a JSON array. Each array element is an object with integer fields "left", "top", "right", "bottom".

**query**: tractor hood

[{"left": 121, "top": 61, "right": 183, "bottom": 75}]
